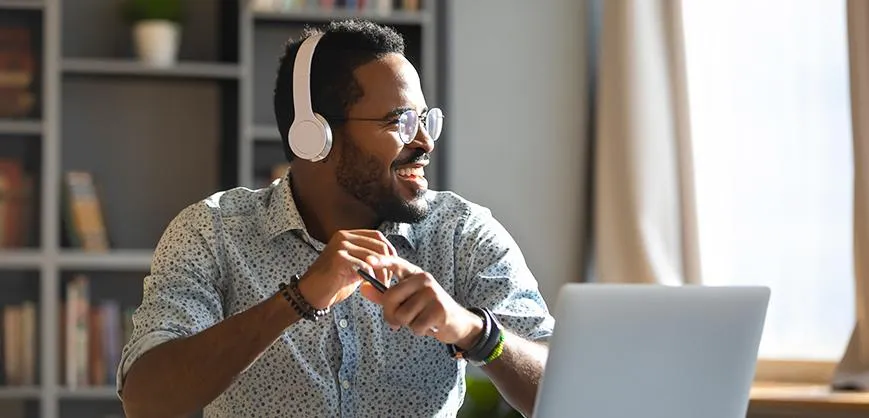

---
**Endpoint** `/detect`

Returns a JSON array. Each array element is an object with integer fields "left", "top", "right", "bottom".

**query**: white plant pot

[{"left": 133, "top": 20, "right": 180, "bottom": 68}]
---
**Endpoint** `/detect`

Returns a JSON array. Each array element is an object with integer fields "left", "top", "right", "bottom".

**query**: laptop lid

[{"left": 533, "top": 284, "right": 769, "bottom": 418}]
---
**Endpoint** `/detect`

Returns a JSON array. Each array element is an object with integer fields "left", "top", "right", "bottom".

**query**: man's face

[{"left": 334, "top": 53, "right": 435, "bottom": 224}]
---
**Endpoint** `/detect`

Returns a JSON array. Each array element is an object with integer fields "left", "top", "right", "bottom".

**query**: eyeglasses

[{"left": 328, "top": 108, "right": 444, "bottom": 144}]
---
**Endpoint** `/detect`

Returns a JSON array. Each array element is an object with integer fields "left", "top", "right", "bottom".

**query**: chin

[{"left": 381, "top": 194, "right": 429, "bottom": 224}]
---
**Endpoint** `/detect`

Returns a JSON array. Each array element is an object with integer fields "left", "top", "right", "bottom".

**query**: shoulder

[
  {"left": 168, "top": 182, "right": 277, "bottom": 234},
  {"left": 420, "top": 190, "right": 507, "bottom": 244},
  {"left": 424, "top": 190, "right": 494, "bottom": 225}
]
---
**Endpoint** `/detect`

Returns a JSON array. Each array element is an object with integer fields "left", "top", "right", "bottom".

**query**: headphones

[{"left": 288, "top": 33, "right": 332, "bottom": 162}]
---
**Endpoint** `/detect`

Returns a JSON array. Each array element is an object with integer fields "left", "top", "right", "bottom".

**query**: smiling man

[{"left": 117, "top": 20, "right": 553, "bottom": 418}]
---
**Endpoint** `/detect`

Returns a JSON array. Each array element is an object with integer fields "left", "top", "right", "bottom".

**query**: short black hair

[{"left": 274, "top": 20, "right": 405, "bottom": 162}]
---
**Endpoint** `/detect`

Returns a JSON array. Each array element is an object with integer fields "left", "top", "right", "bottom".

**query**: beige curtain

[
  {"left": 594, "top": 0, "right": 700, "bottom": 285},
  {"left": 833, "top": 0, "right": 869, "bottom": 390}
]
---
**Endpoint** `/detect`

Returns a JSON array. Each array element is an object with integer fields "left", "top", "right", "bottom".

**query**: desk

[{"left": 748, "top": 382, "right": 869, "bottom": 418}]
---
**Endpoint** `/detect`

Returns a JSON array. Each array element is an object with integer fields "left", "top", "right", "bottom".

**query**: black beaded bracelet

[{"left": 278, "top": 274, "right": 330, "bottom": 321}]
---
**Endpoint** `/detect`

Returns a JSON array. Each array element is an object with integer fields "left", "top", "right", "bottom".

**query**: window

[{"left": 682, "top": 0, "right": 854, "bottom": 360}]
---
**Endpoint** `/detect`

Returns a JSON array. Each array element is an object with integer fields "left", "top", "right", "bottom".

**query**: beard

[{"left": 335, "top": 134, "right": 429, "bottom": 224}]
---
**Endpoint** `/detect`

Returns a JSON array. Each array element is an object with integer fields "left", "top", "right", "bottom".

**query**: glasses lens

[
  {"left": 425, "top": 108, "right": 443, "bottom": 141},
  {"left": 398, "top": 110, "right": 418, "bottom": 144}
]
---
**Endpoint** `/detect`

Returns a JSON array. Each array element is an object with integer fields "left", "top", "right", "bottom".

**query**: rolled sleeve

[
  {"left": 456, "top": 207, "right": 555, "bottom": 342},
  {"left": 116, "top": 203, "right": 224, "bottom": 395}
]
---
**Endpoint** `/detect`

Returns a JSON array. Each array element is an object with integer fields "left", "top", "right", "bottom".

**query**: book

[
  {"left": 100, "top": 300, "right": 121, "bottom": 385},
  {"left": 65, "top": 275, "right": 90, "bottom": 387},
  {"left": 3, "top": 305, "right": 21, "bottom": 385},
  {"left": 63, "top": 171, "right": 110, "bottom": 252},
  {"left": 19, "top": 301, "right": 35, "bottom": 385},
  {"left": 0, "top": 26, "right": 36, "bottom": 118},
  {"left": 0, "top": 159, "right": 23, "bottom": 248}
]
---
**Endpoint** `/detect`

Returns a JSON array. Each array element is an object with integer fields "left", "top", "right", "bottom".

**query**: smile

[{"left": 395, "top": 166, "right": 425, "bottom": 178}]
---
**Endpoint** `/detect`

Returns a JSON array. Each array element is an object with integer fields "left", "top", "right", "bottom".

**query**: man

[{"left": 118, "top": 20, "right": 553, "bottom": 418}]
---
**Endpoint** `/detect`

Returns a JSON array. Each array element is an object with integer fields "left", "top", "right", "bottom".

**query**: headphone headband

[
  {"left": 292, "top": 33, "right": 323, "bottom": 121},
  {"left": 288, "top": 33, "right": 333, "bottom": 162}
]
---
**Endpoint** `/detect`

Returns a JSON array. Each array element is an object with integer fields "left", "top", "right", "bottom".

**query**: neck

[{"left": 290, "top": 166, "right": 381, "bottom": 243}]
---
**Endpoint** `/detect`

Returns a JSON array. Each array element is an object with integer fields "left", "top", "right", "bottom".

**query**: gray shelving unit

[{"left": 0, "top": 1, "right": 443, "bottom": 417}]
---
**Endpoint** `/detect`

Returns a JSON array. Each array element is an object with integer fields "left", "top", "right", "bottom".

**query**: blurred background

[{"left": 0, "top": 0, "right": 865, "bottom": 417}]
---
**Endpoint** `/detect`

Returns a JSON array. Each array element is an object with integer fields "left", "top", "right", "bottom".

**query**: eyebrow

[{"left": 381, "top": 106, "right": 429, "bottom": 120}]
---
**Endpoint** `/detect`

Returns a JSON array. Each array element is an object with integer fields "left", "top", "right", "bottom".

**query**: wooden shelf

[
  {"left": 750, "top": 382, "right": 869, "bottom": 416},
  {"left": 0, "top": 0, "right": 43, "bottom": 10},
  {"left": 250, "top": 124, "right": 281, "bottom": 141},
  {"left": 58, "top": 250, "right": 153, "bottom": 270},
  {"left": 0, "top": 119, "right": 43, "bottom": 136},
  {"left": 0, "top": 386, "right": 41, "bottom": 399},
  {"left": 253, "top": 9, "right": 431, "bottom": 25},
  {"left": 0, "top": 249, "right": 44, "bottom": 269},
  {"left": 62, "top": 59, "right": 242, "bottom": 80},
  {"left": 57, "top": 386, "right": 119, "bottom": 400}
]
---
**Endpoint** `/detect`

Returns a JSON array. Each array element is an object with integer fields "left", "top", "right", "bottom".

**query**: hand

[
  {"left": 365, "top": 256, "right": 484, "bottom": 348},
  {"left": 297, "top": 230, "right": 396, "bottom": 309}
]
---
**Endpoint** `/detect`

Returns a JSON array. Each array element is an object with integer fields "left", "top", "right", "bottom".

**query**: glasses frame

[{"left": 326, "top": 108, "right": 444, "bottom": 144}]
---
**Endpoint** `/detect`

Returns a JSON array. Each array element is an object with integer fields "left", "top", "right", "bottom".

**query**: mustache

[{"left": 392, "top": 150, "right": 429, "bottom": 168}]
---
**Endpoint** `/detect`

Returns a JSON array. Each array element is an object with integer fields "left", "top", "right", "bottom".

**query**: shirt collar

[
  {"left": 265, "top": 173, "right": 306, "bottom": 240},
  {"left": 265, "top": 171, "right": 418, "bottom": 250}
]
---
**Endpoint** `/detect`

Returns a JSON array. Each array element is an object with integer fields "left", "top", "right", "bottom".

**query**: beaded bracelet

[
  {"left": 278, "top": 274, "right": 330, "bottom": 321},
  {"left": 483, "top": 332, "right": 506, "bottom": 365}
]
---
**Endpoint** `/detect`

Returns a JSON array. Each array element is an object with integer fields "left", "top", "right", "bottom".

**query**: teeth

[{"left": 396, "top": 167, "right": 424, "bottom": 177}]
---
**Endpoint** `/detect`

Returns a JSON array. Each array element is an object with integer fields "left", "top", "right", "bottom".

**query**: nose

[{"left": 408, "top": 121, "right": 435, "bottom": 154}]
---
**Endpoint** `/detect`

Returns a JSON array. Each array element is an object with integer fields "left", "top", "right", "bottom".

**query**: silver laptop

[{"left": 533, "top": 284, "right": 769, "bottom": 418}]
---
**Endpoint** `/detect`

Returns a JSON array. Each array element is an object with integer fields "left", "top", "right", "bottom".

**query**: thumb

[
  {"left": 359, "top": 282, "right": 384, "bottom": 305},
  {"left": 368, "top": 255, "right": 421, "bottom": 279}
]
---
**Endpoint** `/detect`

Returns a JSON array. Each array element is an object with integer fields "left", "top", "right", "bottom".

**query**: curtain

[
  {"left": 591, "top": 0, "right": 700, "bottom": 285},
  {"left": 833, "top": 0, "right": 869, "bottom": 391}
]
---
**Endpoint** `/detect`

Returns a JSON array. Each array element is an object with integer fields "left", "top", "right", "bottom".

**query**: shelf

[
  {"left": 57, "top": 386, "right": 119, "bottom": 400},
  {"left": 0, "top": 386, "right": 41, "bottom": 399},
  {"left": 62, "top": 59, "right": 242, "bottom": 80},
  {"left": 253, "top": 9, "right": 431, "bottom": 25},
  {"left": 0, "top": 249, "right": 44, "bottom": 269},
  {"left": 0, "top": 119, "right": 43, "bottom": 136},
  {"left": 250, "top": 124, "right": 281, "bottom": 141},
  {"left": 58, "top": 250, "right": 153, "bottom": 270},
  {"left": 0, "top": 0, "right": 43, "bottom": 10}
]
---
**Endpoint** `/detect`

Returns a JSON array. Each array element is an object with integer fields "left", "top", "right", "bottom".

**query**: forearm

[
  {"left": 121, "top": 293, "right": 299, "bottom": 418},
  {"left": 480, "top": 331, "right": 549, "bottom": 417}
]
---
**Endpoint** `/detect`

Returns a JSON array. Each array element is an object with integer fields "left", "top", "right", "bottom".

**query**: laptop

[{"left": 532, "top": 284, "right": 770, "bottom": 418}]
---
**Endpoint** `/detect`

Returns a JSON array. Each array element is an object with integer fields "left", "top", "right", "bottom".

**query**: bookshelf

[
  {"left": 0, "top": 120, "right": 42, "bottom": 136},
  {"left": 0, "top": 0, "right": 43, "bottom": 11},
  {"left": 61, "top": 59, "right": 243, "bottom": 80},
  {"left": 0, "top": 1, "right": 444, "bottom": 417}
]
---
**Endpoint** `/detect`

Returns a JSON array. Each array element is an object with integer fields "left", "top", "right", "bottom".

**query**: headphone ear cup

[{"left": 288, "top": 113, "right": 333, "bottom": 162}]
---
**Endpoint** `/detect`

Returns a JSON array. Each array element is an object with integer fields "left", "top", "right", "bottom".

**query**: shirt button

[
  {"left": 342, "top": 380, "right": 350, "bottom": 390},
  {"left": 339, "top": 319, "right": 348, "bottom": 328}
]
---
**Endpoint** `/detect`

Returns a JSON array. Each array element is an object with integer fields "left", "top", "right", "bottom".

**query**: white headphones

[{"left": 288, "top": 33, "right": 333, "bottom": 162}]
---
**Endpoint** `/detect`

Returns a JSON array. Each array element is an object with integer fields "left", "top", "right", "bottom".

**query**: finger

[
  {"left": 335, "top": 249, "right": 376, "bottom": 288},
  {"left": 356, "top": 230, "right": 398, "bottom": 257},
  {"left": 381, "top": 274, "right": 430, "bottom": 326},
  {"left": 368, "top": 255, "right": 423, "bottom": 280},
  {"left": 409, "top": 303, "right": 444, "bottom": 337},
  {"left": 342, "top": 243, "right": 390, "bottom": 285},
  {"left": 359, "top": 282, "right": 385, "bottom": 305},
  {"left": 345, "top": 230, "right": 396, "bottom": 256},
  {"left": 390, "top": 289, "right": 434, "bottom": 330}
]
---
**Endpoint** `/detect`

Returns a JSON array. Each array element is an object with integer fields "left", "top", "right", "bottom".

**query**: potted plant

[{"left": 123, "top": 0, "right": 184, "bottom": 67}]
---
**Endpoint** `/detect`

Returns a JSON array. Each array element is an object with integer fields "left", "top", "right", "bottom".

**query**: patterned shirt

[{"left": 116, "top": 173, "right": 554, "bottom": 418}]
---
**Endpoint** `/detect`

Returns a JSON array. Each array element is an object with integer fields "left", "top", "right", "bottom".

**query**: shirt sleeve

[
  {"left": 455, "top": 206, "right": 555, "bottom": 342},
  {"left": 116, "top": 202, "right": 225, "bottom": 395}
]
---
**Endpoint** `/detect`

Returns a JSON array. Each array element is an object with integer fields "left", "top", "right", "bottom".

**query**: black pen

[{"left": 357, "top": 268, "right": 389, "bottom": 293}]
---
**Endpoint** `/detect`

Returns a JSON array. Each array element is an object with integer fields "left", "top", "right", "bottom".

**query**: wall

[{"left": 445, "top": 0, "right": 589, "bottom": 306}]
